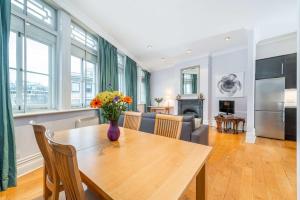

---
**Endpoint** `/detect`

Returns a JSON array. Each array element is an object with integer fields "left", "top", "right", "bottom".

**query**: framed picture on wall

[{"left": 216, "top": 72, "right": 244, "bottom": 97}]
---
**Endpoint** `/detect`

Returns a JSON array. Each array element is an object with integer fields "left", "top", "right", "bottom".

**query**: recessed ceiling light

[
  {"left": 147, "top": 45, "right": 152, "bottom": 49},
  {"left": 186, "top": 49, "right": 192, "bottom": 54},
  {"left": 225, "top": 36, "right": 231, "bottom": 41},
  {"left": 161, "top": 57, "right": 166, "bottom": 62}
]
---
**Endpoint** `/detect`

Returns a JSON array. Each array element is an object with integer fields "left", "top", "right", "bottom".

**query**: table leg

[
  {"left": 196, "top": 164, "right": 206, "bottom": 200},
  {"left": 234, "top": 122, "right": 237, "bottom": 134}
]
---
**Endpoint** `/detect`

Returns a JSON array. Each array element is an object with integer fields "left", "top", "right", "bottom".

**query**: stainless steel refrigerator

[{"left": 255, "top": 77, "right": 285, "bottom": 139}]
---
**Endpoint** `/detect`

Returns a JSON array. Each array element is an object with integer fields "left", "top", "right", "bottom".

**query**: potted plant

[
  {"left": 154, "top": 97, "right": 163, "bottom": 107},
  {"left": 90, "top": 89, "right": 132, "bottom": 141}
]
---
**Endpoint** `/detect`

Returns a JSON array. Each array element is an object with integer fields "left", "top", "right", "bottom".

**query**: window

[
  {"left": 71, "top": 23, "right": 97, "bottom": 108},
  {"left": 71, "top": 23, "right": 97, "bottom": 51},
  {"left": 118, "top": 53, "right": 126, "bottom": 93},
  {"left": 137, "top": 67, "right": 146, "bottom": 104},
  {"left": 11, "top": 0, "right": 56, "bottom": 29},
  {"left": 9, "top": 1, "right": 56, "bottom": 113}
]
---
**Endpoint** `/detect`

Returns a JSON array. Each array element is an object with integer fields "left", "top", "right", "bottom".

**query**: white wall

[
  {"left": 151, "top": 48, "right": 249, "bottom": 126},
  {"left": 14, "top": 110, "right": 98, "bottom": 176},
  {"left": 151, "top": 55, "right": 210, "bottom": 124},
  {"left": 210, "top": 48, "right": 248, "bottom": 125},
  {"left": 257, "top": 33, "right": 297, "bottom": 60}
]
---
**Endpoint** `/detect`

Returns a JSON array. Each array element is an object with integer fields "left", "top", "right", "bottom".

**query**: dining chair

[
  {"left": 154, "top": 114, "right": 183, "bottom": 139},
  {"left": 123, "top": 111, "right": 142, "bottom": 131},
  {"left": 32, "top": 124, "right": 64, "bottom": 200},
  {"left": 46, "top": 138, "right": 99, "bottom": 200}
]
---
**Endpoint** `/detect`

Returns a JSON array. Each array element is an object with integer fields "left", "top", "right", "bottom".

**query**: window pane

[
  {"left": 71, "top": 82, "right": 82, "bottom": 107},
  {"left": 86, "top": 61, "right": 95, "bottom": 79},
  {"left": 71, "top": 23, "right": 86, "bottom": 46},
  {"left": 71, "top": 23, "right": 97, "bottom": 52},
  {"left": 26, "top": 37, "right": 49, "bottom": 74},
  {"left": 9, "top": 32, "right": 17, "bottom": 69},
  {"left": 71, "top": 56, "right": 82, "bottom": 107},
  {"left": 27, "top": 0, "right": 56, "bottom": 28},
  {"left": 11, "top": 0, "right": 25, "bottom": 12},
  {"left": 86, "top": 33, "right": 97, "bottom": 51},
  {"left": 118, "top": 54, "right": 124, "bottom": 65},
  {"left": 26, "top": 72, "right": 49, "bottom": 110},
  {"left": 85, "top": 62, "right": 96, "bottom": 106},
  {"left": 85, "top": 82, "right": 95, "bottom": 100},
  {"left": 71, "top": 56, "right": 82, "bottom": 76},
  {"left": 9, "top": 69, "right": 17, "bottom": 110},
  {"left": 141, "top": 79, "right": 146, "bottom": 103}
]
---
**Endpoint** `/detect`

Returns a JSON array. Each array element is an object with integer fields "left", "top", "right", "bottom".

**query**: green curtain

[
  {"left": 125, "top": 57, "right": 137, "bottom": 111},
  {"left": 98, "top": 36, "right": 118, "bottom": 91},
  {"left": 0, "top": 0, "right": 17, "bottom": 191},
  {"left": 143, "top": 70, "right": 151, "bottom": 112},
  {"left": 98, "top": 36, "right": 118, "bottom": 123},
  {"left": 191, "top": 74, "right": 197, "bottom": 93}
]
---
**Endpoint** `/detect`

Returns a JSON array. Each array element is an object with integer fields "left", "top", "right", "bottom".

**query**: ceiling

[{"left": 60, "top": 0, "right": 297, "bottom": 71}]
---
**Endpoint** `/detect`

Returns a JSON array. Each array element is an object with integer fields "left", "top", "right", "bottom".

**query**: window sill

[{"left": 13, "top": 108, "right": 98, "bottom": 119}]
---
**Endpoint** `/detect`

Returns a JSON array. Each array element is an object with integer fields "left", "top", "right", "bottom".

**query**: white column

[
  {"left": 57, "top": 10, "right": 72, "bottom": 109},
  {"left": 207, "top": 55, "right": 213, "bottom": 126},
  {"left": 245, "top": 30, "right": 257, "bottom": 143}
]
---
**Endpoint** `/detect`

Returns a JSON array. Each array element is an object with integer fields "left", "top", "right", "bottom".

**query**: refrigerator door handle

[
  {"left": 282, "top": 111, "right": 285, "bottom": 122},
  {"left": 281, "top": 63, "right": 284, "bottom": 75}
]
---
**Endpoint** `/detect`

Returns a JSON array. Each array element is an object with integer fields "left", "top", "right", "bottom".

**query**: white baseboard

[{"left": 17, "top": 153, "right": 43, "bottom": 177}]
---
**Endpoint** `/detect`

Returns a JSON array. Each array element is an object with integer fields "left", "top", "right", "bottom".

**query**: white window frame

[
  {"left": 70, "top": 22, "right": 98, "bottom": 108},
  {"left": 137, "top": 66, "right": 146, "bottom": 104},
  {"left": 9, "top": 0, "right": 57, "bottom": 113},
  {"left": 117, "top": 52, "right": 126, "bottom": 94}
]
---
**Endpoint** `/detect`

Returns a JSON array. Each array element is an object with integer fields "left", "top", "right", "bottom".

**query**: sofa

[{"left": 118, "top": 112, "right": 209, "bottom": 145}]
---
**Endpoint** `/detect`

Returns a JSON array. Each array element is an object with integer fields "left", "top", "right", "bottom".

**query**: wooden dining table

[{"left": 52, "top": 124, "right": 212, "bottom": 200}]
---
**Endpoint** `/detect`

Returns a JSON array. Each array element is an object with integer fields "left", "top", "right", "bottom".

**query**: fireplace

[{"left": 177, "top": 99, "right": 203, "bottom": 119}]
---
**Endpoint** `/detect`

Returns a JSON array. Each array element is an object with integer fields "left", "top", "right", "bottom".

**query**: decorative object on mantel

[
  {"left": 154, "top": 97, "right": 164, "bottom": 106},
  {"left": 216, "top": 72, "right": 244, "bottom": 97},
  {"left": 176, "top": 94, "right": 181, "bottom": 100},
  {"left": 198, "top": 93, "right": 205, "bottom": 100},
  {"left": 90, "top": 88, "right": 133, "bottom": 141}
]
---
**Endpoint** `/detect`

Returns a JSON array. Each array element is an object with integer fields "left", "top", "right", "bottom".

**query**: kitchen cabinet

[
  {"left": 285, "top": 108, "right": 297, "bottom": 141},
  {"left": 256, "top": 56, "right": 284, "bottom": 80},
  {"left": 284, "top": 53, "right": 297, "bottom": 89}
]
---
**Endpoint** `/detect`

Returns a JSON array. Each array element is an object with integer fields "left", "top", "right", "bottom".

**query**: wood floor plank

[{"left": 0, "top": 127, "right": 296, "bottom": 200}]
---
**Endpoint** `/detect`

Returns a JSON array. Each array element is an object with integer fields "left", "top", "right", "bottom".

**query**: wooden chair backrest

[
  {"left": 154, "top": 114, "right": 183, "bottom": 139},
  {"left": 123, "top": 111, "right": 142, "bottom": 131},
  {"left": 32, "top": 124, "right": 56, "bottom": 182},
  {"left": 47, "top": 137, "right": 86, "bottom": 200}
]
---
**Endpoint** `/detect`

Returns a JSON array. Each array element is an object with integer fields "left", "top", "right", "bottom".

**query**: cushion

[{"left": 194, "top": 118, "right": 202, "bottom": 129}]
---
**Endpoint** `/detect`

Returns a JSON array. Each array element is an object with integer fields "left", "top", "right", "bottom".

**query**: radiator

[{"left": 75, "top": 116, "right": 99, "bottom": 128}]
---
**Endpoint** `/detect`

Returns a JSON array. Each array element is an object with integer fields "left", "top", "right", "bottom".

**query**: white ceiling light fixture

[
  {"left": 161, "top": 57, "right": 166, "bottom": 62},
  {"left": 225, "top": 36, "right": 231, "bottom": 41},
  {"left": 147, "top": 45, "right": 152, "bottom": 49},
  {"left": 186, "top": 49, "right": 192, "bottom": 54}
]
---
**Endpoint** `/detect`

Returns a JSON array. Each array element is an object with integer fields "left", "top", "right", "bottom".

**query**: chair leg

[
  {"left": 52, "top": 184, "right": 60, "bottom": 200},
  {"left": 44, "top": 167, "right": 51, "bottom": 200},
  {"left": 51, "top": 172, "right": 62, "bottom": 200}
]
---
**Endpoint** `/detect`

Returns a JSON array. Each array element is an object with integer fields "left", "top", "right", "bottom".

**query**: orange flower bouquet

[{"left": 90, "top": 89, "right": 133, "bottom": 141}]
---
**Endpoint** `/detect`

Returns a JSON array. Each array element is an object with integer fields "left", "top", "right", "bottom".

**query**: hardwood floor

[{"left": 0, "top": 127, "right": 296, "bottom": 200}]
